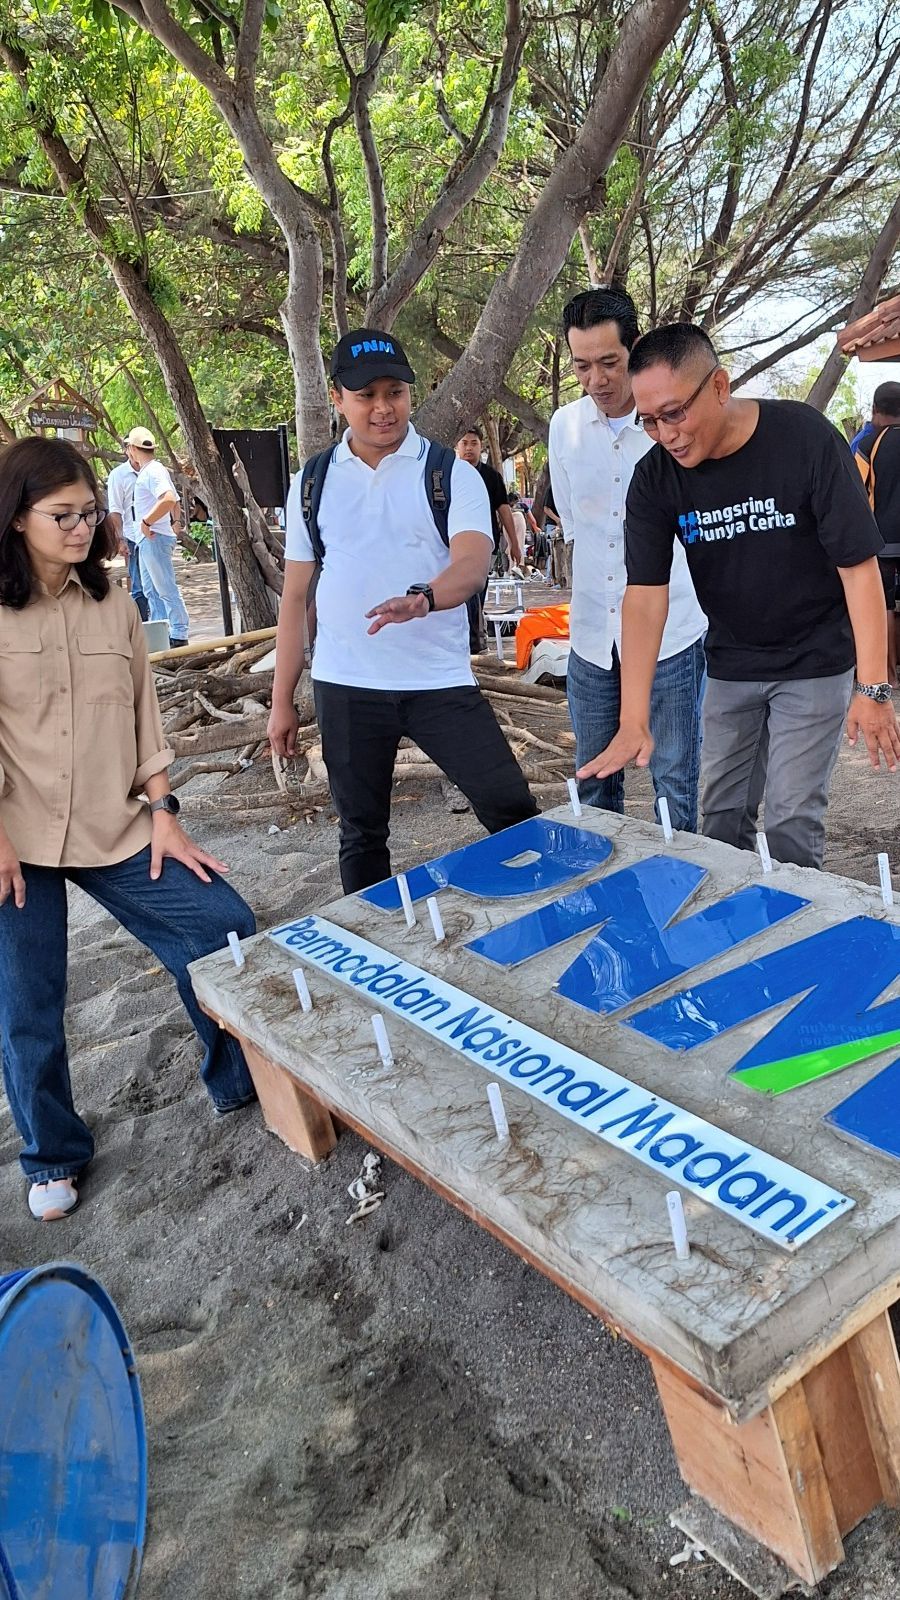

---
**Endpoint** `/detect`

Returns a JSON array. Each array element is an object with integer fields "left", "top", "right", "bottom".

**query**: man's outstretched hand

[
  {"left": 365, "top": 593, "right": 431, "bottom": 633},
  {"left": 576, "top": 723, "right": 655, "bottom": 783}
]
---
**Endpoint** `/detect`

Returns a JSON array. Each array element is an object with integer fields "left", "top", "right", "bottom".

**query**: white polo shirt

[
  {"left": 106, "top": 462, "right": 136, "bottom": 537},
  {"left": 549, "top": 393, "right": 706, "bottom": 668},
  {"left": 133, "top": 458, "right": 177, "bottom": 542},
  {"left": 285, "top": 425, "right": 492, "bottom": 691}
]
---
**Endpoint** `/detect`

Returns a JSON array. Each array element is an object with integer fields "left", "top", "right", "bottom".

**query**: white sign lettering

[{"left": 270, "top": 915, "right": 854, "bottom": 1252}]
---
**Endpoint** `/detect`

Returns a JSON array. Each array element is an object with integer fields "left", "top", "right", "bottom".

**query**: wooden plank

[
  {"left": 770, "top": 1384, "right": 844, "bottom": 1581},
  {"left": 847, "top": 1311, "right": 900, "bottom": 1505},
  {"left": 651, "top": 1357, "right": 817, "bottom": 1582},
  {"left": 802, "top": 1342, "right": 882, "bottom": 1534},
  {"left": 238, "top": 1034, "right": 337, "bottom": 1162}
]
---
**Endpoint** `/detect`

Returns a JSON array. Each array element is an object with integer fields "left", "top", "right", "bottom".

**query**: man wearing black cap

[{"left": 268, "top": 328, "right": 537, "bottom": 892}]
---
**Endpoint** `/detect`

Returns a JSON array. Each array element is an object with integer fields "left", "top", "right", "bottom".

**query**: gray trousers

[{"left": 701, "top": 670, "right": 854, "bottom": 869}]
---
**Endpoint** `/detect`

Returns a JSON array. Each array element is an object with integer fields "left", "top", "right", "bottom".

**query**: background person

[
  {"left": 855, "top": 381, "right": 900, "bottom": 685},
  {"left": 127, "top": 426, "right": 190, "bottom": 649},
  {"left": 506, "top": 492, "right": 527, "bottom": 570},
  {"left": 268, "top": 330, "right": 537, "bottom": 892},
  {"left": 580, "top": 323, "right": 899, "bottom": 869},
  {"left": 0, "top": 437, "right": 256, "bottom": 1222},
  {"left": 455, "top": 425, "right": 517, "bottom": 651},
  {"left": 106, "top": 446, "right": 149, "bottom": 620},
  {"left": 550, "top": 289, "right": 707, "bottom": 829}
]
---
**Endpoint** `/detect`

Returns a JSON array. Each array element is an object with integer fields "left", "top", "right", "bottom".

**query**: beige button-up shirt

[{"left": 0, "top": 571, "right": 173, "bottom": 867}]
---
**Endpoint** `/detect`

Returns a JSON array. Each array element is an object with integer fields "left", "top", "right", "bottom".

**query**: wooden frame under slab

[{"left": 208, "top": 1008, "right": 900, "bottom": 1593}]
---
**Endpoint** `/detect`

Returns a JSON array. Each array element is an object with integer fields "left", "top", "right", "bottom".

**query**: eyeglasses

[
  {"left": 637, "top": 367, "right": 718, "bottom": 434},
  {"left": 28, "top": 507, "right": 102, "bottom": 534}
]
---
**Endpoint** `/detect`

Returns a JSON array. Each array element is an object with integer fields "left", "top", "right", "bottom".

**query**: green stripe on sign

[{"left": 734, "top": 1028, "right": 900, "bottom": 1095}]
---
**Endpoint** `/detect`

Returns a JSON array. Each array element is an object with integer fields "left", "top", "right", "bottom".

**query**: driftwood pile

[{"left": 153, "top": 638, "right": 574, "bottom": 824}]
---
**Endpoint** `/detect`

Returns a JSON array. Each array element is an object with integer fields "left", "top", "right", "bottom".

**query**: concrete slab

[{"left": 189, "top": 808, "right": 900, "bottom": 1419}]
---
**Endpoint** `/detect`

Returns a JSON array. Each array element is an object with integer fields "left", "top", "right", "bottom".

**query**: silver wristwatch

[{"left": 854, "top": 681, "right": 893, "bottom": 704}]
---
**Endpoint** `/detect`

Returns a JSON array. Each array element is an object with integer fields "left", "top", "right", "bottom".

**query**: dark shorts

[{"left": 878, "top": 556, "right": 900, "bottom": 609}]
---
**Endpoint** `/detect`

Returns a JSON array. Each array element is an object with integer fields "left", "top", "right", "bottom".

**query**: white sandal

[{"left": 28, "top": 1178, "right": 79, "bottom": 1222}]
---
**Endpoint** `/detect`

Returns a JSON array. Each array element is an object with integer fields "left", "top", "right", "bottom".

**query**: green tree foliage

[{"left": 0, "top": 0, "right": 897, "bottom": 462}]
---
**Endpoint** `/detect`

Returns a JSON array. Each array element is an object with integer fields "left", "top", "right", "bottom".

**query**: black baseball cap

[{"left": 329, "top": 327, "right": 416, "bottom": 390}]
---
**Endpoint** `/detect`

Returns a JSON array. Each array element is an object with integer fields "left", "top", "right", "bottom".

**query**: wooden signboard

[{"left": 189, "top": 809, "right": 900, "bottom": 1595}]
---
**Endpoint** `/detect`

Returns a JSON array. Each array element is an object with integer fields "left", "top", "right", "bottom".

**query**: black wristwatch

[
  {"left": 854, "top": 681, "right": 893, "bottom": 704},
  {"left": 406, "top": 583, "right": 435, "bottom": 612},
  {"left": 149, "top": 793, "right": 181, "bottom": 816}
]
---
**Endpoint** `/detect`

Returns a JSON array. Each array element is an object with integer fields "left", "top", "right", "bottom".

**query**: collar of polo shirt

[{"left": 336, "top": 422, "right": 419, "bottom": 463}]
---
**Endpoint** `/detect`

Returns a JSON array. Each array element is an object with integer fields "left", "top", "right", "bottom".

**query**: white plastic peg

[
  {"left": 371, "top": 1013, "right": 393, "bottom": 1067},
  {"left": 426, "top": 896, "right": 445, "bottom": 943},
  {"left": 566, "top": 777, "right": 583, "bottom": 817},
  {"left": 397, "top": 872, "right": 416, "bottom": 929},
  {"left": 658, "top": 796, "right": 673, "bottom": 843},
  {"left": 292, "top": 968, "right": 313, "bottom": 1013},
  {"left": 878, "top": 852, "right": 894, "bottom": 908},
  {"left": 756, "top": 832, "right": 773, "bottom": 874},
  {"left": 493, "top": 620, "right": 504, "bottom": 661},
  {"left": 666, "top": 1190, "right": 690, "bottom": 1261},
  {"left": 227, "top": 931, "right": 245, "bottom": 970},
  {"left": 487, "top": 1082, "right": 510, "bottom": 1143}
]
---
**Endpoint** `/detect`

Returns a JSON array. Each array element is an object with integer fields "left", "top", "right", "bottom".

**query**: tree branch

[
  {"left": 416, "top": 0, "right": 689, "bottom": 438},
  {"left": 235, "top": 0, "right": 267, "bottom": 91},
  {"left": 366, "top": 0, "right": 527, "bottom": 327}
]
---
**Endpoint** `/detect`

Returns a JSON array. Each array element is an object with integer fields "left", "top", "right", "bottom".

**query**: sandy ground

[{"left": 1, "top": 559, "right": 899, "bottom": 1599}]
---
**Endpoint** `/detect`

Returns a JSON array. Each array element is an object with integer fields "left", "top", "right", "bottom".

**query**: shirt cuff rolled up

[{"left": 132, "top": 747, "right": 174, "bottom": 794}]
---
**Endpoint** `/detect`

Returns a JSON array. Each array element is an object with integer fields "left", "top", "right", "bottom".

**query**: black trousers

[{"left": 314, "top": 680, "right": 538, "bottom": 892}]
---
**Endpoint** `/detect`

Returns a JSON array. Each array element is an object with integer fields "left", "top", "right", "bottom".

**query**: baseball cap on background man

[
  {"left": 124, "top": 427, "right": 155, "bottom": 449},
  {"left": 329, "top": 328, "right": 416, "bottom": 390}
]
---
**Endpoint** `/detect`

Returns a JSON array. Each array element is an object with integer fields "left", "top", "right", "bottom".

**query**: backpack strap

[
  {"left": 299, "top": 444, "right": 338, "bottom": 563},
  {"left": 856, "top": 428, "right": 887, "bottom": 513},
  {"left": 423, "top": 439, "right": 455, "bottom": 547}
]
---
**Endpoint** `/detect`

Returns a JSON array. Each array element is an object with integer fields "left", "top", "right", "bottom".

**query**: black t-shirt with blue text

[{"left": 625, "top": 400, "right": 883, "bottom": 680}]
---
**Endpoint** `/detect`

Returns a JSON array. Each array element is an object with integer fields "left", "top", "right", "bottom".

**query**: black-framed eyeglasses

[
  {"left": 27, "top": 507, "right": 102, "bottom": 534},
  {"left": 638, "top": 367, "right": 718, "bottom": 434}
]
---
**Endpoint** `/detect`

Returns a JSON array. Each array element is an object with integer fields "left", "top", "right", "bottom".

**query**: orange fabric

[{"left": 515, "top": 604, "right": 570, "bottom": 670}]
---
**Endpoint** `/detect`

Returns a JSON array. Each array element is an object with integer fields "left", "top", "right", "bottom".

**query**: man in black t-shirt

[
  {"left": 456, "top": 425, "right": 516, "bottom": 651},
  {"left": 579, "top": 323, "right": 899, "bottom": 869},
  {"left": 855, "top": 381, "right": 900, "bottom": 685}
]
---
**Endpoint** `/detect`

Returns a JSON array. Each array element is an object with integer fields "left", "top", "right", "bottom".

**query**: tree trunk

[
  {"left": 806, "top": 191, "right": 900, "bottom": 413},
  {"left": 0, "top": 29, "right": 276, "bottom": 628},
  {"left": 415, "top": 0, "right": 689, "bottom": 440},
  {"left": 110, "top": 5, "right": 332, "bottom": 459}
]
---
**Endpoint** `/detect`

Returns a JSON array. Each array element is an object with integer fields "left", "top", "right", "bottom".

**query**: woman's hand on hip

[
  {"left": 0, "top": 832, "right": 26, "bottom": 908},
  {"left": 149, "top": 813, "right": 229, "bottom": 884}
]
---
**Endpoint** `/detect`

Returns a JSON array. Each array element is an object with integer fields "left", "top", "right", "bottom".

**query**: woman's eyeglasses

[{"left": 27, "top": 507, "right": 102, "bottom": 534}]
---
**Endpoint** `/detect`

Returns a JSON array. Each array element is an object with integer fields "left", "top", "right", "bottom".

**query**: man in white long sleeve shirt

[{"left": 549, "top": 288, "right": 707, "bottom": 829}]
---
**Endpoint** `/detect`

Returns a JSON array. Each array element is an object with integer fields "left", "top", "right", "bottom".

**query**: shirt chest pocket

[
  {"left": 77, "top": 635, "right": 134, "bottom": 706},
  {"left": 0, "top": 633, "right": 42, "bottom": 704}
]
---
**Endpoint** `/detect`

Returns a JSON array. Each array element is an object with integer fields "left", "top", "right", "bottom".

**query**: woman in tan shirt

[{"left": 0, "top": 437, "right": 257, "bottom": 1221}]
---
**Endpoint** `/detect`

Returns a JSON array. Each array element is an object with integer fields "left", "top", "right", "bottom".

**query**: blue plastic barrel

[{"left": 0, "top": 1263, "right": 146, "bottom": 1600}]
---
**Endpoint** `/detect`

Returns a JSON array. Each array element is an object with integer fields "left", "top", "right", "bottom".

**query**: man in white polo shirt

[
  {"left": 127, "top": 426, "right": 190, "bottom": 648},
  {"left": 268, "top": 328, "right": 537, "bottom": 891},
  {"left": 549, "top": 288, "right": 706, "bottom": 829},
  {"left": 106, "top": 445, "right": 150, "bottom": 620}
]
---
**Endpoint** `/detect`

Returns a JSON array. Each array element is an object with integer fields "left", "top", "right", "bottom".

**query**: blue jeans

[
  {"left": 0, "top": 847, "right": 256, "bottom": 1183},
  {"left": 567, "top": 638, "right": 705, "bottom": 831},
  {"left": 124, "top": 537, "right": 150, "bottom": 622},
  {"left": 138, "top": 534, "right": 190, "bottom": 640}
]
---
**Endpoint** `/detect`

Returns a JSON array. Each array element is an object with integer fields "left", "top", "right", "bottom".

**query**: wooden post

[
  {"left": 235, "top": 1034, "right": 337, "bottom": 1163},
  {"left": 652, "top": 1307, "right": 900, "bottom": 1587}
]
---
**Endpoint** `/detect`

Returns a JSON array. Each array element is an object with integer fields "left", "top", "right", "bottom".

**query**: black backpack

[{"left": 299, "top": 438, "right": 455, "bottom": 651}]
